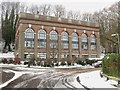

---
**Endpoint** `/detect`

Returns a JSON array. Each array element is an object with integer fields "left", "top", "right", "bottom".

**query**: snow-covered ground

[
  {"left": 0, "top": 63, "right": 95, "bottom": 69},
  {"left": 0, "top": 52, "right": 15, "bottom": 59},
  {"left": 54, "top": 70, "right": 118, "bottom": 89},
  {"left": 0, "top": 63, "right": 118, "bottom": 89},
  {"left": 76, "top": 70, "right": 118, "bottom": 88},
  {"left": 0, "top": 70, "right": 25, "bottom": 88},
  {"left": 0, "top": 52, "right": 118, "bottom": 89}
]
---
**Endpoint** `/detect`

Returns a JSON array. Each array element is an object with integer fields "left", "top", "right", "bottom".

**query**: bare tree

[
  {"left": 67, "top": 10, "right": 81, "bottom": 20},
  {"left": 28, "top": 4, "right": 39, "bottom": 14},
  {"left": 39, "top": 4, "right": 52, "bottom": 16},
  {"left": 97, "top": 2, "right": 118, "bottom": 53},
  {"left": 91, "top": 11, "right": 99, "bottom": 23},
  {"left": 53, "top": 5, "right": 66, "bottom": 18},
  {"left": 118, "top": 1, "right": 120, "bottom": 54},
  {"left": 81, "top": 12, "right": 93, "bottom": 22},
  {"left": 19, "top": 3, "right": 28, "bottom": 13}
]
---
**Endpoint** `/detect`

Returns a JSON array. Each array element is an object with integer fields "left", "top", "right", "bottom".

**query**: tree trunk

[{"left": 8, "top": 44, "right": 12, "bottom": 51}]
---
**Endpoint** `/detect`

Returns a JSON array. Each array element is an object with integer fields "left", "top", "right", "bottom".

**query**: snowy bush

[
  {"left": 36, "top": 61, "right": 41, "bottom": 66},
  {"left": 44, "top": 63, "right": 51, "bottom": 67},
  {"left": 51, "top": 62, "right": 54, "bottom": 67},
  {"left": 24, "top": 61, "right": 29, "bottom": 65},
  {"left": 67, "top": 62, "right": 71, "bottom": 66},
  {"left": 54, "top": 63, "right": 59, "bottom": 66},
  {"left": 86, "top": 59, "right": 97, "bottom": 65},
  {"left": 61, "top": 62, "right": 67, "bottom": 66},
  {"left": 14, "top": 57, "right": 21, "bottom": 64},
  {"left": 92, "top": 61, "right": 102, "bottom": 68},
  {"left": 76, "top": 60, "right": 86, "bottom": 66},
  {"left": 8, "top": 58, "right": 14, "bottom": 64}
]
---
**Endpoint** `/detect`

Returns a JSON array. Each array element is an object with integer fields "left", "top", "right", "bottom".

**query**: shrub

[
  {"left": 61, "top": 62, "right": 66, "bottom": 66},
  {"left": 102, "top": 54, "right": 120, "bottom": 78},
  {"left": 2, "top": 58, "right": 8, "bottom": 64},
  {"left": 14, "top": 57, "right": 21, "bottom": 64},
  {"left": 54, "top": 63, "right": 59, "bottom": 66},
  {"left": 50, "top": 62, "right": 54, "bottom": 67},
  {"left": 76, "top": 60, "right": 86, "bottom": 66},
  {"left": 24, "top": 61, "right": 29, "bottom": 65},
  {"left": 36, "top": 61, "right": 41, "bottom": 66},
  {"left": 44, "top": 63, "right": 51, "bottom": 67},
  {"left": 86, "top": 60, "right": 97, "bottom": 65},
  {"left": 67, "top": 62, "right": 71, "bottom": 66},
  {"left": 8, "top": 58, "right": 14, "bottom": 64}
]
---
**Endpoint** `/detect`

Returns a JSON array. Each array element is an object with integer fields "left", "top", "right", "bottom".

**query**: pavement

[{"left": 0, "top": 65, "right": 99, "bottom": 89}]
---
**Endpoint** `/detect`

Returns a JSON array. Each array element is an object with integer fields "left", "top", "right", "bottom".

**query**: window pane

[
  {"left": 90, "top": 34, "right": 96, "bottom": 50},
  {"left": 50, "top": 31, "right": 58, "bottom": 48},
  {"left": 72, "top": 32, "right": 78, "bottom": 49},
  {"left": 25, "top": 28, "right": 34, "bottom": 48},
  {"left": 50, "top": 31, "right": 58, "bottom": 40},
  {"left": 81, "top": 33, "right": 88, "bottom": 50},
  {"left": 50, "top": 42, "right": 58, "bottom": 48},
  {"left": 61, "top": 32, "right": 69, "bottom": 49},
  {"left": 38, "top": 30, "right": 46, "bottom": 48}
]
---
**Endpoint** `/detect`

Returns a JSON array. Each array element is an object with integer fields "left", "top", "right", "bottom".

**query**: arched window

[
  {"left": 25, "top": 28, "right": 34, "bottom": 48},
  {"left": 81, "top": 33, "right": 88, "bottom": 50},
  {"left": 90, "top": 34, "right": 96, "bottom": 50},
  {"left": 50, "top": 31, "right": 58, "bottom": 48},
  {"left": 61, "top": 32, "right": 69, "bottom": 49},
  {"left": 38, "top": 30, "right": 46, "bottom": 48},
  {"left": 72, "top": 32, "right": 78, "bottom": 49}
]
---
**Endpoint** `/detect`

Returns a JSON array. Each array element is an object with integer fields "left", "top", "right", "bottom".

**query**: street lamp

[{"left": 111, "top": 34, "right": 120, "bottom": 54}]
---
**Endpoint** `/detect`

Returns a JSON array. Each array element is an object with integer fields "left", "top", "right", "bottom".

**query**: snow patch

[
  {"left": 0, "top": 52, "right": 15, "bottom": 59},
  {"left": 76, "top": 70, "right": 117, "bottom": 88},
  {"left": 0, "top": 70, "right": 24, "bottom": 88}
]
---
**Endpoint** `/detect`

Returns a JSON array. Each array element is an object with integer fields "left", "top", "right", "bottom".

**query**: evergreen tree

[{"left": 1, "top": 2, "right": 19, "bottom": 51}]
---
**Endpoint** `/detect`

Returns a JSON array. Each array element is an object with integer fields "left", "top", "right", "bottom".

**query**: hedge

[{"left": 102, "top": 54, "right": 120, "bottom": 78}]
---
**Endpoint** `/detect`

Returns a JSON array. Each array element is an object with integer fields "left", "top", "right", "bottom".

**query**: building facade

[{"left": 15, "top": 13, "right": 100, "bottom": 61}]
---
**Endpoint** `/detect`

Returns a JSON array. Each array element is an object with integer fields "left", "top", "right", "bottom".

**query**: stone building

[{"left": 15, "top": 13, "right": 100, "bottom": 61}]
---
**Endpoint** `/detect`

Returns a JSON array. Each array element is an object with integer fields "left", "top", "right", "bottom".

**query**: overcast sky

[{"left": 2, "top": 0, "right": 119, "bottom": 13}]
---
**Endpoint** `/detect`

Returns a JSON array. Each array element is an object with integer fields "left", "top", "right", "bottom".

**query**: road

[{"left": 0, "top": 65, "right": 101, "bottom": 89}]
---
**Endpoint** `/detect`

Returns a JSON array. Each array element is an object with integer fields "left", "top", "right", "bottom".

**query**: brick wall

[{"left": 15, "top": 13, "right": 100, "bottom": 61}]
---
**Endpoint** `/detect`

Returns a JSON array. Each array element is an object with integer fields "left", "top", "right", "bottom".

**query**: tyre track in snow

[
  {"left": 61, "top": 75, "right": 78, "bottom": 89},
  {"left": 55, "top": 68, "right": 101, "bottom": 89},
  {"left": 38, "top": 71, "right": 77, "bottom": 89},
  {"left": 37, "top": 71, "right": 64, "bottom": 88},
  {"left": 1, "top": 66, "right": 100, "bottom": 89}
]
